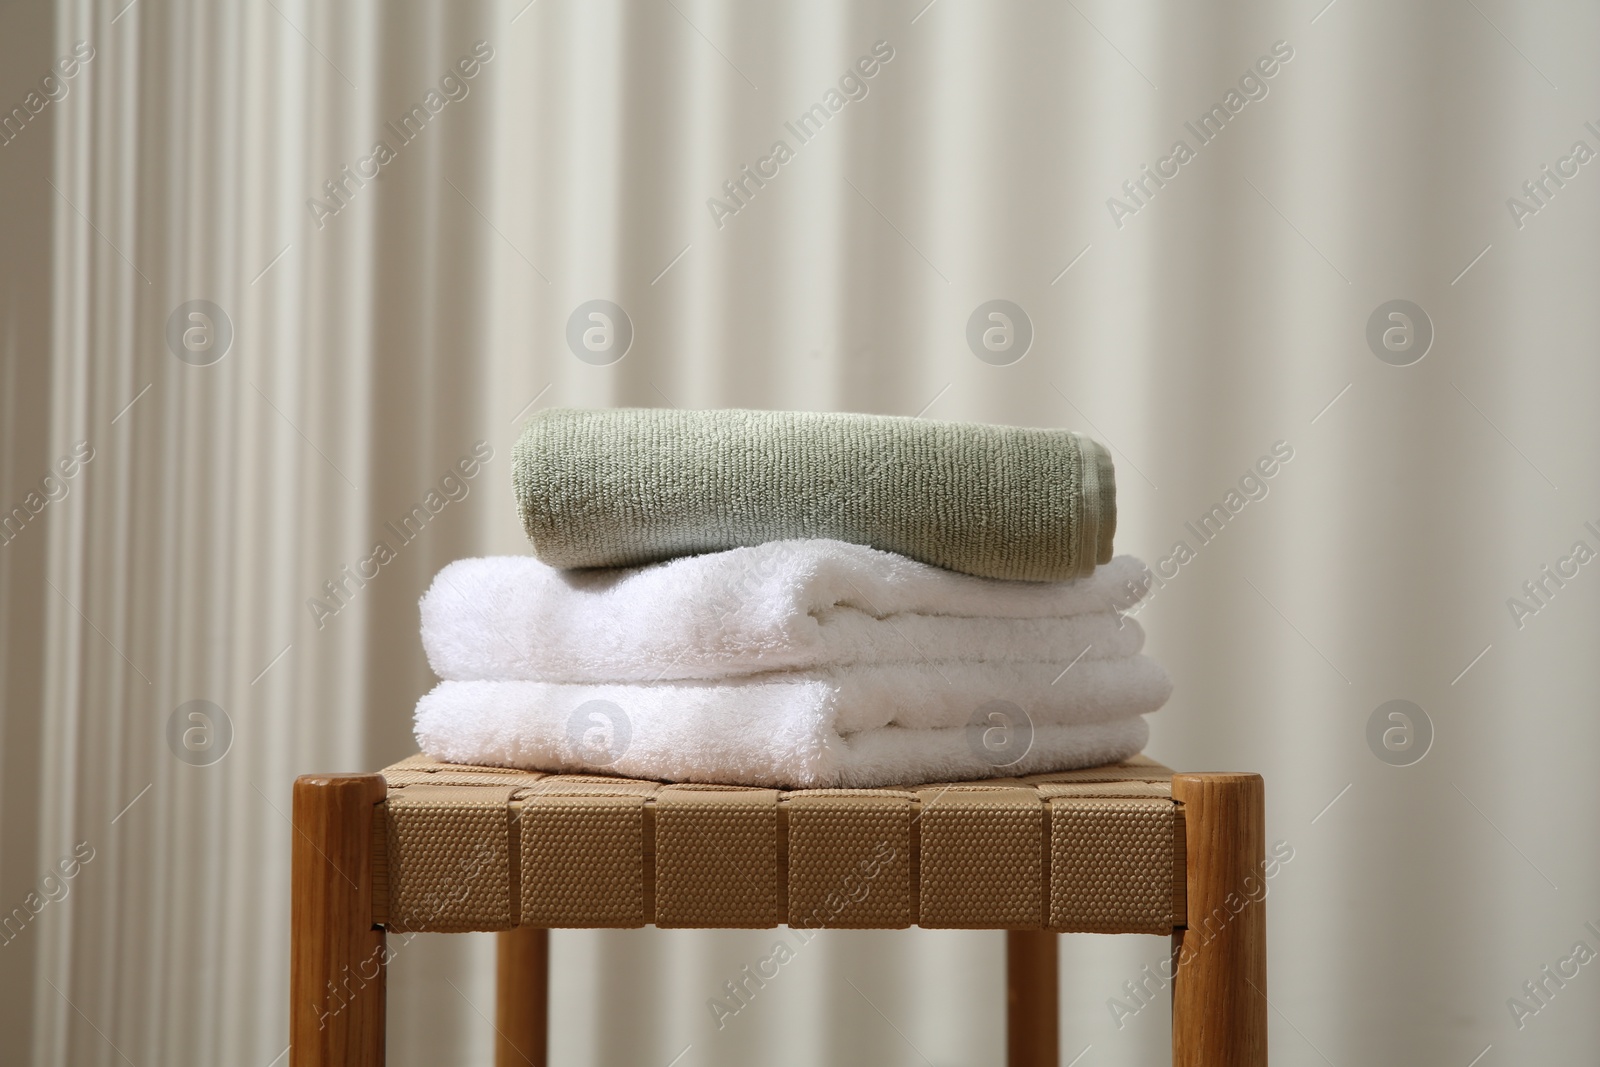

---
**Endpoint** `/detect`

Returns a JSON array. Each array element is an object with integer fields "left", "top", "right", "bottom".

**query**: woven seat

[
  {"left": 375, "top": 753, "right": 1184, "bottom": 935},
  {"left": 290, "top": 760, "right": 1267, "bottom": 1067}
]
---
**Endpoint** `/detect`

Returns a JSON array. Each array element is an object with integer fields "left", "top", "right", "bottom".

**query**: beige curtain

[{"left": 3, "top": 0, "right": 1597, "bottom": 1063}]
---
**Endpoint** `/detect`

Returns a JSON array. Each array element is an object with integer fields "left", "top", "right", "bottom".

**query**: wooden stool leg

[
  {"left": 291, "top": 774, "right": 387, "bottom": 1067},
  {"left": 1006, "top": 929, "right": 1058, "bottom": 1067},
  {"left": 1171, "top": 773, "right": 1267, "bottom": 1067},
  {"left": 495, "top": 927, "right": 549, "bottom": 1066}
]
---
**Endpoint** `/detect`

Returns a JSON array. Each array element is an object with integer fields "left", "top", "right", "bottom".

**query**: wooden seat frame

[{"left": 289, "top": 772, "right": 1266, "bottom": 1066}]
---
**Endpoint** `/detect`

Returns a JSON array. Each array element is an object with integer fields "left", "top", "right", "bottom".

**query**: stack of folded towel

[{"left": 413, "top": 407, "right": 1171, "bottom": 789}]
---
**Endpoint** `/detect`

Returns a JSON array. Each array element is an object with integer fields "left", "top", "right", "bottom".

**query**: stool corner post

[
  {"left": 290, "top": 773, "right": 388, "bottom": 1067},
  {"left": 1171, "top": 772, "right": 1267, "bottom": 1067}
]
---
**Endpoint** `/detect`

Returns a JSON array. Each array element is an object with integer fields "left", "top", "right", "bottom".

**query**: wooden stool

[{"left": 290, "top": 756, "right": 1266, "bottom": 1066}]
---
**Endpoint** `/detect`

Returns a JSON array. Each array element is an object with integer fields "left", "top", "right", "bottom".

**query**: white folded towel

[
  {"left": 421, "top": 540, "right": 1153, "bottom": 682},
  {"left": 414, "top": 678, "right": 1153, "bottom": 789},
  {"left": 413, "top": 541, "right": 1170, "bottom": 786}
]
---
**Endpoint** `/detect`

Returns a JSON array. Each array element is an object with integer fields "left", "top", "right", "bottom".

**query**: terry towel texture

[
  {"left": 421, "top": 540, "right": 1152, "bottom": 683},
  {"left": 513, "top": 407, "right": 1117, "bottom": 581},
  {"left": 415, "top": 683, "right": 1151, "bottom": 790},
  {"left": 414, "top": 540, "right": 1169, "bottom": 787}
]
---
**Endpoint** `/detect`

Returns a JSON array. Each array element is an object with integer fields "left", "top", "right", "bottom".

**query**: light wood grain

[
  {"left": 291, "top": 774, "right": 387, "bottom": 1067},
  {"left": 495, "top": 927, "right": 549, "bottom": 1066},
  {"left": 1171, "top": 773, "right": 1267, "bottom": 1066},
  {"left": 1006, "top": 929, "right": 1058, "bottom": 1067}
]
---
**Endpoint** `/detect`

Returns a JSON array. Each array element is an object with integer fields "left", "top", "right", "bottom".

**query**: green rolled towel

[{"left": 513, "top": 408, "right": 1116, "bottom": 581}]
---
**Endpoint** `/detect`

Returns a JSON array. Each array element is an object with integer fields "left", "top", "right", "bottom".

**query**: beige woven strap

[
  {"left": 654, "top": 787, "right": 782, "bottom": 928},
  {"left": 916, "top": 787, "right": 1045, "bottom": 928},
  {"left": 378, "top": 756, "right": 1182, "bottom": 934},
  {"left": 519, "top": 794, "right": 647, "bottom": 927},
  {"left": 785, "top": 792, "right": 915, "bottom": 929},
  {"left": 384, "top": 784, "right": 516, "bottom": 932},
  {"left": 1050, "top": 797, "right": 1177, "bottom": 932}
]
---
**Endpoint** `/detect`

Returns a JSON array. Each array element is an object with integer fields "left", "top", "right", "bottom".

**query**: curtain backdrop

[{"left": 3, "top": 1, "right": 1598, "bottom": 1063}]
